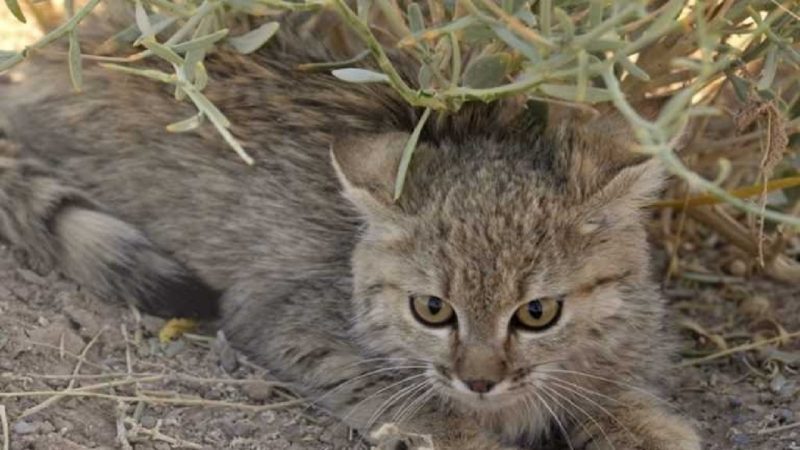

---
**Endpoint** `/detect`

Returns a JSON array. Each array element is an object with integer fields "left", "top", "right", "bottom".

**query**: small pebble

[
  {"left": 731, "top": 433, "right": 750, "bottom": 447},
  {"left": 727, "top": 259, "right": 747, "bottom": 277},
  {"left": 164, "top": 339, "right": 185, "bottom": 357},
  {"left": 139, "top": 416, "right": 157, "bottom": 428},
  {"left": 739, "top": 295, "right": 771, "bottom": 318},
  {"left": 13, "top": 420, "right": 38, "bottom": 435},
  {"left": 243, "top": 380, "right": 274, "bottom": 401},
  {"left": 770, "top": 374, "right": 787, "bottom": 393},
  {"left": 777, "top": 408, "right": 795, "bottom": 423}
]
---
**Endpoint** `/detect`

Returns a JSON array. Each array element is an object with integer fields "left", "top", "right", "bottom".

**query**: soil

[{"left": 0, "top": 242, "right": 798, "bottom": 450}]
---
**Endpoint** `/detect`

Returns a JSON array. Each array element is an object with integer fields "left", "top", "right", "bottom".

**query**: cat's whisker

[
  {"left": 342, "top": 373, "right": 426, "bottom": 424},
  {"left": 545, "top": 378, "right": 636, "bottom": 443},
  {"left": 541, "top": 383, "right": 616, "bottom": 450},
  {"left": 399, "top": 387, "right": 437, "bottom": 425},
  {"left": 538, "top": 386, "right": 593, "bottom": 445},
  {"left": 541, "top": 376, "right": 623, "bottom": 406},
  {"left": 515, "top": 358, "right": 570, "bottom": 374},
  {"left": 518, "top": 393, "right": 539, "bottom": 434},
  {"left": 531, "top": 390, "right": 574, "bottom": 450},
  {"left": 313, "top": 365, "right": 428, "bottom": 407},
  {"left": 390, "top": 381, "right": 432, "bottom": 423},
  {"left": 365, "top": 379, "right": 430, "bottom": 430},
  {"left": 538, "top": 368, "right": 667, "bottom": 404},
  {"left": 393, "top": 384, "right": 435, "bottom": 424}
]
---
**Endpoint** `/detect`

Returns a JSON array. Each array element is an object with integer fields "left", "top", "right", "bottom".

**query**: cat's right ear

[{"left": 330, "top": 132, "right": 411, "bottom": 220}]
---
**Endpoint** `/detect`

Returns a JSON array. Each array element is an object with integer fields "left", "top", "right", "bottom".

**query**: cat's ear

[
  {"left": 593, "top": 157, "right": 666, "bottom": 207},
  {"left": 564, "top": 97, "right": 687, "bottom": 202},
  {"left": 330, "top": 132, "right": 413, "bottom": 219}
]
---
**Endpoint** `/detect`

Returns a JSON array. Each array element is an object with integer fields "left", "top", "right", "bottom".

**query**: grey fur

[{"left": 0, "top": 20, "right": 699, "bottom": 450}]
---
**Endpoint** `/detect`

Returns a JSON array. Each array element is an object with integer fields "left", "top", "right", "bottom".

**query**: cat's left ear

[
  {"left": 590, "top": 157, "right": 666, "bottom": 209},
  {"left": 330, "top": 132, "right": 420, "bottom": 221},
  {"left": 566, "top": 98, "right": 688, "bottom": 206}
]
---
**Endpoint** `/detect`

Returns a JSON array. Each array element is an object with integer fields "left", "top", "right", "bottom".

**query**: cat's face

[{"left": 333, "top": 126, "right": 667, "bottom": 422}]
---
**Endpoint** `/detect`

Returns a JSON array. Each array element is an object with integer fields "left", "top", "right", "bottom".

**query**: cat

[{"left": 0, "top": 17, "right": 701, "bottom": 450}]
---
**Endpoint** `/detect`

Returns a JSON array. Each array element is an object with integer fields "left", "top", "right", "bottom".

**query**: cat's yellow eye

[
  {"left": 410, "top": 295, "right": 455, "bottom": 327},
  {"left": 513, "top": 297, "right": 563, "bottom": 332}
]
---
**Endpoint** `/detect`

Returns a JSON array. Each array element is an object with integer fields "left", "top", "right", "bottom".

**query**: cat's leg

[
  {"left": 571, "top": 390, "right": 700, "bottom": 450},
  {"left": 0, "top": 143, "right": 219, "bottom": 318}
]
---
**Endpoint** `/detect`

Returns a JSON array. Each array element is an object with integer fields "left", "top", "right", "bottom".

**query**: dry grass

[{"left": 0, "top": 324, "right": 308, "bottom": 447}]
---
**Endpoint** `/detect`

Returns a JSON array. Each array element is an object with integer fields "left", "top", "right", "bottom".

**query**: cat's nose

[{"left": 465, "top": 379, "right": 496, "bottom": 394}]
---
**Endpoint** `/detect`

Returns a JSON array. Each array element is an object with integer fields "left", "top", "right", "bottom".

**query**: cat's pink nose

[{"left": 465, "top": 379, "right": 495, "bottom": 394}]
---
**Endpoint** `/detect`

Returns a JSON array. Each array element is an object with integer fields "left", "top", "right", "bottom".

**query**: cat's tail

[{"left": 0, "top": 142, "right": 219, "bottom": 319}]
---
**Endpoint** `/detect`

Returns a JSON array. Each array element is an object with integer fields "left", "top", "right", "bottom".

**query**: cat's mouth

[
  {"left": 429, "top": 368, "right": 521, "bottom": 410},
  {"left": 442, "top": 381, "right": 526, "bottom": 412}
]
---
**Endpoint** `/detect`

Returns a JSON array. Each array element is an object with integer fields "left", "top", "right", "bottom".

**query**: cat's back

[{"left": 0, "top": 33, "right": 399, "bottom": 288}]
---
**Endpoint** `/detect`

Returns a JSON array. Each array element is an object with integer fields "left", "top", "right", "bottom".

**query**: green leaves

[
  {"left": 331, "top": 68, "right": 390, "bottom": 84},
  {"left": 171, "top": 29, "right": 229, "bottom": 53},
  {"left": 4, "top": 0, "right": 25, "bottom": 23},
  {"left": 67, "top": 30, "right": 82, "bottom": 92},
  {"left": 394, "top": 107, "right": 431, "bottom": 200},
  {"left": 228, "top": 22, "right": 280, "bottom": 55},
  {"left": 539, "top": 84, "right": 613, "bottom": 103},
  {"left": 462, "top": 53, "right": 512, "bottom": 88},
  {"left": 142, "top": 39, "right": 184, "bottom": 65},
  {"left": 134, "top": 0, "right": 152, "bottom": 36},
  {"left": 1, "top": 0, "right": 796, "bottom": 226},
  {"left": 166, "top": 113, "right": 204, "bottom": 133}
]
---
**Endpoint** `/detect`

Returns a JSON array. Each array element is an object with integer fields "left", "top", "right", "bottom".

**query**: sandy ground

[
  {"left": 0, "top": 244, "right": 365, "bottom": 450},
  {"left": 1, "top": 239, "right": 799, "bottom": 450}
]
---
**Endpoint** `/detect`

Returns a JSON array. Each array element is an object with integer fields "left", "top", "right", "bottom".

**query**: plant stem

[{"left": 329, "top": 0, "right": 447, "bottom": 110}]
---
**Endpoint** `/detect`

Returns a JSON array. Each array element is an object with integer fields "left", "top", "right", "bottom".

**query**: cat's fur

[{"left": 0, "top": 18, "right": 700, "bottom": 450}]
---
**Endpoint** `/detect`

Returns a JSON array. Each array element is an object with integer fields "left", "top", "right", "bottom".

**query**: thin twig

[
  {"left": 471, "top": 0, "right": 555, "bottom": 48},
  {"left": 0, "top": 389, "right": 306, "bottom": 411},
  {"left": 677, "top": 330, "right": 800, "bottom": 367},
  {"left": 116, "top": 402, "right": 134, "bottom": 450},
  {"left": 329, "top": 0, "right": 446, "bottom": 110},
  {"left": 123, "top": 417, "right": 202, "bottom": 448},
  {"left": 15, "top": 338, "right": 108, "bottom": 370},
  {"left": 652, "top": 176, "right": 800, "bottom": 208},
  {"left": 0, "top": 405, "right": 8, "bottom": 450},
  {"left": 20, "top": 327, "right": 106, "bottom": 418},
  {"left": 757, "top": 420, "right": 800, "bottom": 435}
]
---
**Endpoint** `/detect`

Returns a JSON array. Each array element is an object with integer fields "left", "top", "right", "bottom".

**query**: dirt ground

[
  {"left": 1, "top": 121, "right": 796, "bottom": 449},
  {"left": 0, "top": 243, "right": 798, "bottom": 450}
]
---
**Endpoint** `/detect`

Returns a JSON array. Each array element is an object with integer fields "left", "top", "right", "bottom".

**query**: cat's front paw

[
  {"left": 581, "top": 411, "right": 701, "bottom": 450},
  {"left": 369, "top": 422, "right": 517, "bottom": 450},
  {"left": 370, "top": 423, "right": 435, "bottom": 450}
]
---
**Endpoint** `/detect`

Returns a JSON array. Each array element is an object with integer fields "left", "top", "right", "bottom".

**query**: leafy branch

[{"left": 2, "top": 0, "right": 798, "bottom": 228}]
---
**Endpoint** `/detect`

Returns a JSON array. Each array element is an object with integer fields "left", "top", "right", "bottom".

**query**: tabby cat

[{"left": 0, "top": 17, "right": 699, "bottom": 450}]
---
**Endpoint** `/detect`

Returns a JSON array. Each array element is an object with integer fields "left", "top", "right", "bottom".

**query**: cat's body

[{"left": 0, "top": 19, "right": 700, "bottom": 450}]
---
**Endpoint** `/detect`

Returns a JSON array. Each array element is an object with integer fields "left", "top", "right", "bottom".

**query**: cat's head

[{"left": 331, "top": 105, "right": 672, "bottom": 421}]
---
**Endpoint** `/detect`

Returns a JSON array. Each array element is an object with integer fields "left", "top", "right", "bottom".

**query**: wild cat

[{"left": 0, "top": 16, "right": 700, "bottom": 450}]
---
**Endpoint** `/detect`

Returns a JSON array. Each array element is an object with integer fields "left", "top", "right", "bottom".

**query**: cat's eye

[
  {"left": 512, "top": 297, "right": 563, "bottom": 332},
  {"left": 410, "top": 295, "right": 455, "bottom": 327}
]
